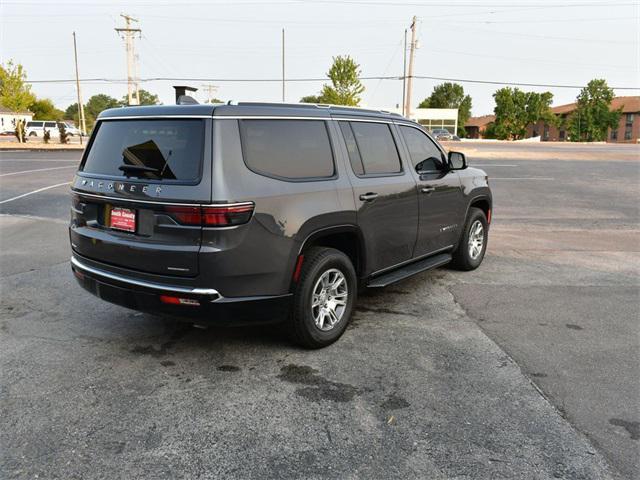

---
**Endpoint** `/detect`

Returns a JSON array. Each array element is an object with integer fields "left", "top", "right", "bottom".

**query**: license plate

[{"left": 110, "top": 207, "right": 136, "bottom": 232}]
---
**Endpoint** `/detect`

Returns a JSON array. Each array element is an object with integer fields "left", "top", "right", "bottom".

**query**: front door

[
  {"left": 397, "top": 125, "right": 465, "bottom": 257},
  {"left": 336, "top": 120, "right": 419, "bottom": 275}
]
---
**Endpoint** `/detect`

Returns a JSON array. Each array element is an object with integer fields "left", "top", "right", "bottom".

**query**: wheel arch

[{"left": 297, "top": 225, "right": 366, "bottom": 279}]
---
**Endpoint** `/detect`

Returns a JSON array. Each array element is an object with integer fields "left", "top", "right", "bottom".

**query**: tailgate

[{"left": 69, "top": 117, "right": 211, "bottom": 278}]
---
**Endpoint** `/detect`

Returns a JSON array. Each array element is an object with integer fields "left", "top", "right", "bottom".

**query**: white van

[{"left": 26, "top": 121, "right": 81, "bottom": 137}]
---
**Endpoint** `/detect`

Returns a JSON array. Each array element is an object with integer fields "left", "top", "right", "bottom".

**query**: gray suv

[{"left": 70, "top": 101, "right": 492, "bottom": 348}]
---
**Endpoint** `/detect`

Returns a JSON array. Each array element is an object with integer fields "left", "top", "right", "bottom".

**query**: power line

[{"left": 25, "top": 75, "right": 640, "bottom": 90}]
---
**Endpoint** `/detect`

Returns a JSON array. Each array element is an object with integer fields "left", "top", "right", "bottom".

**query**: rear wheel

[
  {"left": 288, "top": 247, "right": 356, "bottom": 348},
  {"left": 451, "top": 207, "right": 488, "bottom": 270}
]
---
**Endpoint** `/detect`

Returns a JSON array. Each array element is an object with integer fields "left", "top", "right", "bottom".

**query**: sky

[{"left": 1, "top": 0, "right": 638, "bottom": 116}]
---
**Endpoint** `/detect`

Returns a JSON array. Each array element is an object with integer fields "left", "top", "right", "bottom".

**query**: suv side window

[
  {"left": 400, "top": 125, "right": 445, "bottom": 172},
  {"left": 239, "top": 119, "right": 334, "bottom": 180},
  {"left": 348, "top": 121, "right": 402, "bottom": 175},
  {"left": 44, "top": 122, "right": 57, "bottom": 129},
  {"left": 339, "top": 122, "right": 364, "bottom": 176}
]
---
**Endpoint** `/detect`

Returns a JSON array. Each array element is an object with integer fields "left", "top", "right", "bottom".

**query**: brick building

[
  {"left": 526, "top": 96, "right": 640, "bottom": 143},
  {"left": 464, "top": 114, "right": 495, "bottom": 139}
]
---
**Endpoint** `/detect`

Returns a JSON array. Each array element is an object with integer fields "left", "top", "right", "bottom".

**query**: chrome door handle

[
  {"left": 421, "top": 186, "right": 436, "bottom": 194},
  {"left": 359, "top": 192, "right": 379, "bottom": 202}
]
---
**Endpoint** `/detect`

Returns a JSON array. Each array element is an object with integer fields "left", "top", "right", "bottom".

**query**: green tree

[
  {"left": 419, "top": 82, "right": 472, "bottom": 137},
  {"left": 82, "top": 94, "right": 120, "bottom": 130},
  {"left": 120, "top": 89, "right": 160, "bottom": 106},
  {"left": 300, "top": 95, "right": 321, "bottom": 103},
  {"left": 0, "top": 60, "right": 36, "bottom": 112},
  {"left": 318, "top": 56, "right": 365, "bottom": 106},
  {"left": 64, "top": 103, "right": 78, "bottom": 119},
  {"left": 568, "top": 79, "right": 621, "bottom": 142},
  {"left": 29, "top": 98, "right": 64, "bottom": 120},
  {"left": 493, "top": 87, "right": 555, "bottom": 140}
]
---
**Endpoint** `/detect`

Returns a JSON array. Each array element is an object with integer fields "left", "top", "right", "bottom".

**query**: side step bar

[{"left": 367, "top": 253, "right": 452, "bottom": 288}]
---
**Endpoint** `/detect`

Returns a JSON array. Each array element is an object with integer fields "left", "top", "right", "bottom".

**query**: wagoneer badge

[{"left": 80, "top": 179, "right": 162, "bottom": 195}]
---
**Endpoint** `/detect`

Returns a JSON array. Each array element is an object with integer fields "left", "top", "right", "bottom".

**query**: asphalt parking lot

[{"left": 1, "top": 144, "right": 638, "bottom": 479}]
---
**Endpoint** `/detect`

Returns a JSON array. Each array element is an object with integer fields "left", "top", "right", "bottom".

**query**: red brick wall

[{"left": 526, "top": 112, "right": 639, "bottom": 143}]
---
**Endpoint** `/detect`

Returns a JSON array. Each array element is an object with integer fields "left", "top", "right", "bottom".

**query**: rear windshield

[{"left": 81, "top": 119, "right": 204, "bottom": 182}]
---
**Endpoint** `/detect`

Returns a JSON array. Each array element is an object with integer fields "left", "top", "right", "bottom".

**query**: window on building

[
  {"left": 626, "top": 113, "right": 634, "bottom": 124},
  {"left": 399, "top": 125, "right": 444, "bottom": 172},
  {"left": 239, "top": 120, "right": 335, "bottom": 180},
  {"left": 349, "top": 122, "right": 402, "bottom": 175},
  {"left": 624, "top": 126, "right": 632, "bottom": 140},
  {"left": 611, "top": 129, "right": 618, "bottom": 140}
]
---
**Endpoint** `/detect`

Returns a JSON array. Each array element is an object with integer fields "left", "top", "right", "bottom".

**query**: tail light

[{"left": 165, "top": 203, "right": 254, "bottom": 227}]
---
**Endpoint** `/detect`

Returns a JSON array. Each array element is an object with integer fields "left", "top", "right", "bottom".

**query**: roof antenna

[{"left": 173, "top": 85, "right": 199, "bottom": 105}]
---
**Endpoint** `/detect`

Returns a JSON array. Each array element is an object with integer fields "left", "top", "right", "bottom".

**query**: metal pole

[
  {"left": 72, "top": 32, "right": 86, "bottom": 143},
  {"left": 404, "top": 16, "right": 417, "bottom": 119},
  {"left": 282, "top": 28, "right": 285, "bottom": 102},
  {"left": 402, "top": 28, "right": 407, "bottom": 116}
]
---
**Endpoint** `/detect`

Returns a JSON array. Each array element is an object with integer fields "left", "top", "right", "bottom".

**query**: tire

[
  {"left": 451, "top": 207, "right": 488, "bottom": 271},
  {"left": 288, "top": 247, "right": 357, "bottom": 349},
  {"left": 28, "top": 132, "right": 37, "bottom": 137}
]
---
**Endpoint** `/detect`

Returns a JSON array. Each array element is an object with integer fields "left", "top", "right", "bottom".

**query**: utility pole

[
  {"left": 402, "top": 28, "right": 407, "bottom": 116},
  {"left": 404, "top": 16, "right": 417, "bottom": 119},
  {"left": 201, "top": 84, "right": 219, "bottom": 103},
  {"left": 115, "top": 14, "right": 141, "bottom": 105},
  {"left": 281, "top": 28, "right": 285, "bottom": 102},
  {"left": 72, "top": 32, "right": 87, "bottom": 142}
]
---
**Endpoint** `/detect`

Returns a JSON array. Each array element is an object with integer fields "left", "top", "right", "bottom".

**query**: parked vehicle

[
  {"left": 431, "top": 128, "right": 453, "bottom": 141},
  {"left": 26, "top": 121, "right": 81, "bottom": 137},
  {"left": 70, "top": 101, "right": 491, "bottom": 348}
]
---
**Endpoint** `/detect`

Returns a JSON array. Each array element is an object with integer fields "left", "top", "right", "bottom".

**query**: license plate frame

[{"left": 109, "top": 206, "right": 136, "bottom": 233}]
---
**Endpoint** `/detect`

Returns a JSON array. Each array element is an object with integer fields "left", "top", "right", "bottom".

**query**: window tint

[
  {"left": 26, "top": 122, "right": 42, "bottom": 128},
  {"left": 400, "top": 125, "right": 444, "bottom": 172},
  {"left": 350, "top": 122, "right": 401, "bottom": 175},
  {"left": 240, "top": 120, "right": 334, "bottom": 180},
  {"left": 81, "top": 119, "right": 204, "bottom": 182},
  {"left": 339, "top": 122, "right": 364, "bottom": 176},
  {"left": 44, "top": 122, "right": 57, "bottom": 128}
]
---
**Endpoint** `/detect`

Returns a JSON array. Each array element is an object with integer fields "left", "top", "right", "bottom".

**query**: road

[{"left": 0, "top": 145, "right": 637, "bottom": 479}]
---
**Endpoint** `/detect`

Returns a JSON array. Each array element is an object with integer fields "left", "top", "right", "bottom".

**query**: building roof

[
  {"left": 0, "top": 105, "right": 32, "bottom": 115},
  {"left": 465, "top": 114, "right": 495, "bottom": 128},
  {"left": 552, "top": 96, "right": 640, "bottom": 115}
]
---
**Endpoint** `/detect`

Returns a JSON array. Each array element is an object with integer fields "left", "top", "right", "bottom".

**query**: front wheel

[
  {"left": 288, "top": 247, "right": 357, "bottom": 349},
  {"left": 451, "top": 207, "right": 488, "bottom": 270}
]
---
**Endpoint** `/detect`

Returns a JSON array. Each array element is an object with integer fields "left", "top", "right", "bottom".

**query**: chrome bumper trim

[{"left": 71, "top": 256, "right": 221, "bottom": 299}]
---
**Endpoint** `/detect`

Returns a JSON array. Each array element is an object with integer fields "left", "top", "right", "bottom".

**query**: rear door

[
  {"left": 398, "top": 124, "right": 465, "bottom": 256},
  {"left": 337, "top": 119, "right": 418, "bottom": 275},
  {"left": 70, "top": 117, "right": 212, "bottom": 277}
]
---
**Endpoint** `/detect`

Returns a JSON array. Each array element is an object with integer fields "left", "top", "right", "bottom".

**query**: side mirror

[
  {"left": 415, "top": 156, "right": 445, "bottom": 173},
  {"left": 448, "top": 151, "right": 467, "bottom": 170}
]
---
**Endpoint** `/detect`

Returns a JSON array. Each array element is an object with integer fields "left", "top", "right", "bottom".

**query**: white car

[{"left": 26, "top": 121, "right": 82, "bottom": 137}]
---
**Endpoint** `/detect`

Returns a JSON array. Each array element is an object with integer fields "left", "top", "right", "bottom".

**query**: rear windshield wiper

[{"left": 118, "top": 164, "right": 160, "bottom": 174}]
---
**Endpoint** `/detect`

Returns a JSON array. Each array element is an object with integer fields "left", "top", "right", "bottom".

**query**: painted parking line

[
  {"left": 0, "top": 158, "right": 80, "bottom": 163},
  {"left": 490, "top": 177, "right": 555, "bottom": 180},
  {"left": 0, "top": 165, "right": 76, "bottom": 177},
  {"left": 0, "top": 182, "right": 70, "bottom": 205},
  {"left": 471, "top": 164, "right": 519, "bottom": 167}
]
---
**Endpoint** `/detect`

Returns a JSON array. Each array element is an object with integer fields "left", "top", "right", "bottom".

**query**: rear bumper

[{"left": 71, "top": 255, "right": 291, "bottom": 324}]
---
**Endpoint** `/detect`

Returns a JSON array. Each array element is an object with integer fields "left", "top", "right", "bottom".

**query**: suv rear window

[
  {"left": 81, "top": 119, "right": 204, "bottom": 182},
  {"left": 239, "top": 119, "right": 334, "bottom": 180}
]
